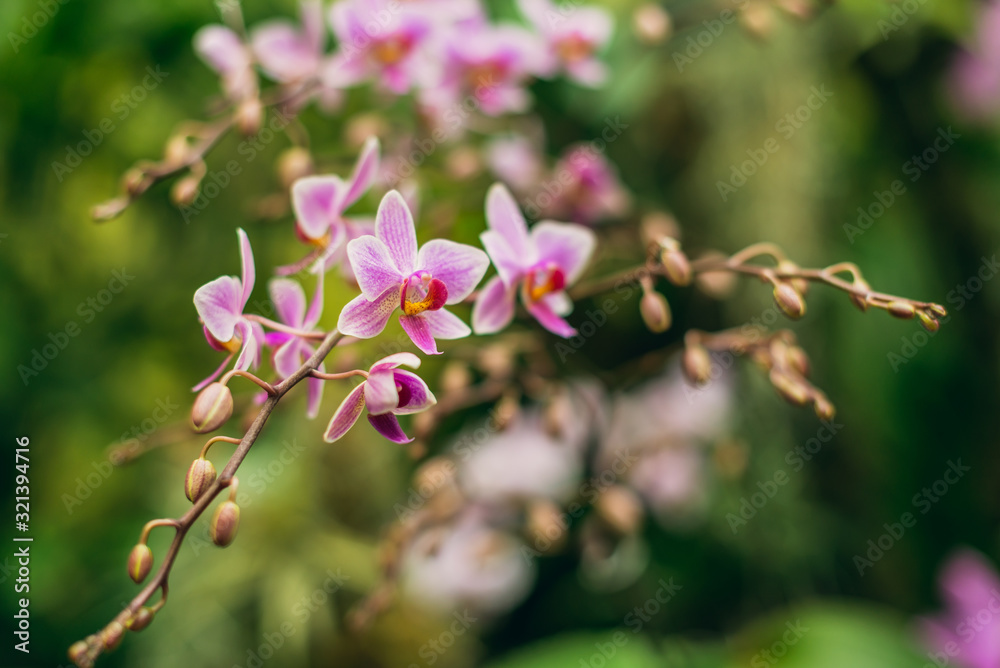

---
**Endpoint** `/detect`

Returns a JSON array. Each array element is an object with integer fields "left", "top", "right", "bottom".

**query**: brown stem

[{"left": 69, "top": 330, "right": 343, "bottom": 668}]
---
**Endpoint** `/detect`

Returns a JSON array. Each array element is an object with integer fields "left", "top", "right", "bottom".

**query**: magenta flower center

[
  {"left": 524, "top": 262, "right": 566, "bottom": 302},
  {"left": 395, "top": 378, "right": 412, "bottom": 408},
  {"left": 400, "top": 272, "right": 448, "bottom": 316}
]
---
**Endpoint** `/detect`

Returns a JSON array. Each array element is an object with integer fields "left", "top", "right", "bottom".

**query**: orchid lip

[
  {"left": 523, "top": 262, "right": 566, "bottom": 302},
  {"left": 400, "top": 272, "right": 448, "bottom": 316}
]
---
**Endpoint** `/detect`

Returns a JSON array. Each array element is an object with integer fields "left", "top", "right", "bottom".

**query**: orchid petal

[
  {"left": 337, "top": 289, "right": 398, "bottom": 339},
  {"left": 194, "top": 275, "right": 243, "bottom": 343},
  {"left": 194, "top": 25, "right": 249, "bottom": 76},
  {"left": 486, "top": 183, "right": 532, "bottom": 259},
  {"left": 417, "top": 239, "right": 490, "bottom": 304},
  {"left": 269, "top": 278, "right": 307, "bottom": 327},
  {"left": 399, "top": 314, "right": 439, "bottom": 355},
  {"left": 480, "top": 229, "right": 528, "bottom": 287},
  {"left": 192, "top": 354, "right": 234, "bottom": 392},
  {"left": 324, "top": 383, "right": 366, "bottom": 442},
  {"left": 346, "top": 235, "right": 404, "bottom": 300},
  {"left": 392, "top": 369, "right": 436, "bottom": 414},
  {"left": 250, "top": 22, "right": 316, "bottom": 82},
  {"left": 525, "top": 298, "right": 577, "bottom": 337},
  {"left": 370, "top": 352, "right": 422, "bottom": 373},
  {"left": 531, "top": 221, "right": 596, "bottom": 284},
  {"left": 237, "top": 228, "right": 256, "bottom": 308},
  {"left": 343, "top": 136, "right": 380, "bottom": 209},
  {"left": 292, "top": 176, "right": 345, "bottom": 240},
  {"left": 544, "top": 291, "right": 573, "bottom": 316},
  {"left": 306, "top": 372, "right": 324, "bottom": 419},
  {"left": 375, "top": 190, "right": 418, "bottom": 275},
  {"left": 272, "top": 338, "right": 303, "bottom": 379},
  {"left": 303, "top": 272, "right": 325, "bottom": 329},
  {"left": 422, "top": 308, "right": 471, "bottom": 340},
  {"left": 367, "top": 412, "right": 412, "bottom": 443},
  {"left": 472, "top": 275, "right": 517, "bottom": 334},
  {"left": 233, "top": 320, "right": 265, "bottom": 371},
  {"left": 364, "top": 367, "right": 400, "bottom": 415}
]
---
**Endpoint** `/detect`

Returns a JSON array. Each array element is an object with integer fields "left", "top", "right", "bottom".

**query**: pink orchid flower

[
  {"left": 544, "top": 143, "right": 631, "bottom": 225},
  {"left": 265, "top": 277, "right": 326, "bottom": 418},
  {"left": 338, "top": 190, "right": 489, "bottom": 355},
  {"left": 192, "top": 229, "right": 266, "bottom": 391},
  {"left": 425, "top": 23, "right": 541, "bottom": 117},
  {"left": 949, "top": 1, "right": 1000, "bottom": 120},
  {"left": 324, "top": 0, "right": 434, "bottom": 95},
  {"left": 919, "top": 549, "right": 1000, "bottom": 668},
  {"left": 277, "top": 137, "right": 380, "bottom": 278},
  {"left": 194, "top": 25, "right": 258, "bottom": 103},
  {"left": 472, "top": 183, "right": 595, "bottom": 338},
  {"left": 250, "top": 1, "right": 343, "bottom": 111},
  {"left": 518, "top": 0, "right": 614, "bottom": 86},
  {"left": 324, "top": 353, "right": 436, "bottom": 443}
]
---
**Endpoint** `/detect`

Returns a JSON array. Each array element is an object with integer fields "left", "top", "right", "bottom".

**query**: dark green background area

[{"left": 1, "top": 0, "right": 997, "bottom": 666}]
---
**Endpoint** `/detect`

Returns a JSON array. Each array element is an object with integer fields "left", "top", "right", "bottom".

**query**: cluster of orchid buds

[{"left": 70, "top": 0, "right": 947, "bottom": 665}]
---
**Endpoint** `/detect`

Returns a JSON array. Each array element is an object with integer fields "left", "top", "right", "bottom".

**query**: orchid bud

[
  {"left": 126, "top": 607, "right": 155, "bottom": 632},
  {"left": 786, "top": 346, "right": 811, "bottom": 377},
  {"left": 165, "top": 135, "right": 191, "bottom": 165},
  {"left": 773, "top": 281, "right": 806, "bottom": 319},
  {"left": 769, "top": 369, "right": 810, "bottom": 407},
  {"left": 543, "top": 389, "right": 573, "bottom": 438},
  {"left": 633, "top": 4, "right": 672, "bottom": 44},
  {"left": 929, "top": 303, "right": 948, "bottom": 317},
  {"left": 682, "top": 344, "right": 713, "bottom": 386},
  {"left": 185, "top": 457, "right": 217, "bottom": 503},
  {"left": 526, "top": 500, "right": 567, "bottom": 552},
  {"left": 171, "top": 174, "right": 202, "bottom": 207},
  {"left": 640, "top": 289, "right": 672, "bottom": 333},
  {"left": 778, "top": 260, "right": 809, "bottom": 296},
  {"left": 121, "top": 168, "right": 147, "bottom": 196},
  {"left": 661, "top": 247, "right": 692, "bottom": 287},
  {"left": 68, "top": 641, "right": 90, "bottom": 666},
  {"left": 640, "top": 211, "right": 680, "bottom": 246},
  {"left": 277, "top": 147, "right": 314, "bottom": 189},
  {"left": 210, "top": 500, "right": 241, "bottom": 547},
  {"left": 100, "top": 622, "right": 125, "bottom": 651},
  {"left": 236, "top": 98, "right": 263, "bottom": 136},
  {"left": 694, "top": 252, "right": 737, "bottom": 298},
  {"left": 741, "top": 1, "right": 774, "bottom": 39},
  {"left": 813, "top": 395, "right": 836, "bottom": 421},
  {"left": 918, "top": 310, "right": 940, "bottom": 333},
  {"left": 440, "top": 361, "right": 472, "bottom": 395},
  {"left": 596, "top": 485, "right": 644, "bottom": 535},
  {"left": 445, "top": 146, "right": 482, "bottom": 180},
  {"left": 887, "top": 300, "right": 916, "bottom": 319},
  {"left": 191, "top": 382, "right": 234, "bottom": 433},
  {"left": 127, "top": 543, "right": 153, "bottom": 584}
]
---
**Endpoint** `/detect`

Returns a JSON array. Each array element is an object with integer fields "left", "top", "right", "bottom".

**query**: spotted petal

[
  {"left": 375, "top": 190, "right": 418, "bottom": 275},
  {"left": 337, "top": 289, "right": 398, "bottom": 339},
  {"left": 399, "top": 314, "right": 439, "bottom": 355},
  {"left": 417, "top": 239, "right": 490, "bottom": 304},
  {"left": 324, "top": 383, "right": 366, "bottom": 442}
]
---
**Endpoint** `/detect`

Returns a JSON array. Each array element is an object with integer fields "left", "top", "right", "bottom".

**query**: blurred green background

[{"left": 2, "top": 0, "right": 998, "bottom": 666}]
